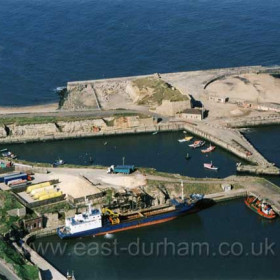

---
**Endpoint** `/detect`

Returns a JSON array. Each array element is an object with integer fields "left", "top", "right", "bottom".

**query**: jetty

[{"left": 145, "top": 174, "right": 280, "bottom": 215}]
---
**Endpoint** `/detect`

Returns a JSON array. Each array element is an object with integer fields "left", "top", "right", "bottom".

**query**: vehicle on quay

[{"left": 245, "top": 195, "right": 277, "bottom": 219}]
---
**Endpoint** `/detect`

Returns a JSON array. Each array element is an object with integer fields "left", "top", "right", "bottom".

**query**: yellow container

[
  {"left": 38, "top": 191, "right": 63, "bottom": 201},
  {"left": 27, "top": 181, "right": 51, "bottom": 193},
  {"left": 37, "top": 189, "right": 57, "bottom": 200}
]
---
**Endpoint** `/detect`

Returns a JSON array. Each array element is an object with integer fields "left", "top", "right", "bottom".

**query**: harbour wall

[
  {"left": 0, "top": 122, "right": 185, "bottom": 144},
  {"left": 227, "top": 114, "right": 280, "bottom": 128},
  {"left": 181, "top": 123, "right": 253, "bottom": 163}
]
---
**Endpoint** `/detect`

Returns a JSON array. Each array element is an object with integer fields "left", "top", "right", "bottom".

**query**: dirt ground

[
  {"left": 33, "top": 168, "right": 147, "bottom": 198},
  {"left": 206, "top": 73, "right": 280, "bottom": 103},
  {"left": 0, "top": 103, "right": 58, "bottom": 115}
]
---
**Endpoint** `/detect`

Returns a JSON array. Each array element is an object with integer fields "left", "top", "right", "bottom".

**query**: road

[{"left": 0, "top": 260, "right": 21, "bottom": 280}]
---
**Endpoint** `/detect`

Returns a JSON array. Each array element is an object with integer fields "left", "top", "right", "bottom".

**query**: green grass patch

[
  {"left": 0, "top": 115, "right": 104, "bottom": 126},
  {"left": 34, "top": 201, "right": 75, "bottom": 215},
  {"left": 0, "top": 191, "right": 23, "bottom": 234},
  {"left": 0, "top": 239, "right": 39, "bottom": 280},
  {"left": 133, "top": 77, "right": 189, "bottom": 105}
]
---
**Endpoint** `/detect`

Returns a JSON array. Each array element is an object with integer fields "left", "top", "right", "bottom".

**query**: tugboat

[{"left": 245, "top": 195, "right": 277, "bottom": 219}]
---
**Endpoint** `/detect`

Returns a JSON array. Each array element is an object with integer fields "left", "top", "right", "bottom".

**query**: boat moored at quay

[{"left": 57, "top": 195, "right": 204, "bottom": 239}]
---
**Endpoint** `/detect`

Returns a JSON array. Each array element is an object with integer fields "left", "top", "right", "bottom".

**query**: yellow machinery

[
  {"left": 38, "top": 191, "right": 63, "bottom": 201},
  {"left": 102, "top": 208, "right": 120, "bottom": 225},
  {"left": 27, "top": 181, "right": 51, "bottom": 193}
]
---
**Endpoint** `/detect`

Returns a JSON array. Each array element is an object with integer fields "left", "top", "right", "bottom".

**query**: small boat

[
  {"left": 55, "top": 86, "right": 66, "bottom": 92},
  {"left": 1, "top": 149, "right": 17, "bottom": 159},
  {"left": 185, "top": 153, "right": 191, "bottom": 160},
  {"left": 201, "top": 144, "right": 216, "bottom": 153},
  {"left": 104, "top": 142, "right": 108, "bottom": 146},
  {"left": 183, "top": 131, "right": 187, "bottom": 134},
  {"left": 245, "top": 196, "right": 276, "bottom": 219},
  {"left": 189, "top": 140, "right": 205, "bottom": 148},
  {"left": 152, "top": 131, "right": 158, "bottom": 135},
  {"left": 53, "top": 159, "right": 65, "bottom": 167},
  {"left": 184, "top": 136, "right": 193, "bottom": 141},
  {"left": 178, "top": 138, "right": 187, "bottom": 143},
  {"left": 204, "top": 161, "right": 218, "bottom": 171}
]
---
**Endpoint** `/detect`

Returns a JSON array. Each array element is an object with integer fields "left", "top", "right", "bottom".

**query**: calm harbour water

[
  {"left": 0, "top": 131, "right": 243, "bottom": 178},
  {"left": 0, "top": 0, "right": 280, "bottom": 105},
  {"left": 3, "top": 128, "right": 280, "bottom": 279},
  {"left": 33, "top": 200, "right": 280, "bottom": 280}
]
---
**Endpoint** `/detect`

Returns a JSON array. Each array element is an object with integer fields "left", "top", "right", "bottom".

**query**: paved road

[{"left": 0, "top": 260, "right": 20, "bottom": 280}]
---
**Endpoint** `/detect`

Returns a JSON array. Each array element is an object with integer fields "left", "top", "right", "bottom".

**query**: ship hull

[{"left": 57, "top": 203, "right": 195, "bottom": 239}]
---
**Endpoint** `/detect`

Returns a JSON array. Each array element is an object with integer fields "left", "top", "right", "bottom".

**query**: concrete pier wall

[
  {"left": 228, "top": 114, "right": 280, "bottom": 128},
  {"left": 182, "top": 123, "right": 252, "bottom": 162}
]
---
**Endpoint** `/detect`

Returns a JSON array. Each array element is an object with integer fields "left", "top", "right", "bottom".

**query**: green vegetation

[
  {"left": 133, "top": 77, "right": 189, "bottom": 105},
  {"left": 0, "top": 191, "right": 23, "bottom": 234},
  {"left": 0, "top": 115, "right": 103, "bottom": 126},
  {"left": 34, "top": 201, "right": 75, "bottom": 215},
  {"left": 0, "top": 239, "right": 39, "bottom": 280},
  {"left": 147, "top": 179, "right": 243, "bottom": 196}
]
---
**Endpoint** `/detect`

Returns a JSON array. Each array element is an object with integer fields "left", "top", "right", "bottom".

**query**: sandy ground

[
  {"left": 32, "top": 168, "right": 147, "bottom": 199},
  {"left": 0, "top": 103, "right": 58, "bottom": 115},
  {"left": 206, "top": 73, "right": 280, "bottom": 103},
  {"left": 33, "top": 172, "right": 100, "bottom": 199}
]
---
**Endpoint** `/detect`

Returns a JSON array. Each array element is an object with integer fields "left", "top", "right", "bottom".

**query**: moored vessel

[
  {"left": 201, "top": 144, "right": 216, "bottom": 153},
  {"left": 189, "top": 140, "right": 205, "bottom": 148},
  {"left": 53, "top": 158, "right": 65, "bottom": 167},
  {"left": 57, "top": 194, "right": 204, "bottom": 239},
  {"left": 245, "top": 195, "right": 277, "bottom": 219},
  {"left": 203, "top": 161, "right": 218, "bottom": 171}
]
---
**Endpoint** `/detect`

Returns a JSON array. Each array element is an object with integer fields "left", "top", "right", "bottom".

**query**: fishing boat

[
  {"left": 245, "top": 196, "right": 277, "bottom": 219},
  {"left": 57, "top": 194, "right": 204, "bottom": 239},
  {"left": 1, "top": 149, "right": 17, "bottom": 159},
  {"left": 178, "top": 136, "right": 193, "bottom": 143},
  {"left": 189, "top": 140, "right": 205, "bottom": 148},
  {"left": 201, "top": 144, "right": 216, "bottom": 153},
  {"left": 185, "top": 136, "right": 193, "bottom": 141},
  {"left": 53, "top": 159, "right": 65, "bottom": 167},
  {"left": 203, "top": 161, "right": 218, "bottom": 171},
  {"left": 185, "top": 153, "right": 191, "bottom": 160}
]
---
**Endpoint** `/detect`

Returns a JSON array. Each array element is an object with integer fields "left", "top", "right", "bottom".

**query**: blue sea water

[{"left": 0, "top": 0, "right": 280, "bottom": 105}]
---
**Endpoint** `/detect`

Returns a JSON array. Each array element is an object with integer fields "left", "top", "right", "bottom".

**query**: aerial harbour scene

[{"left": 0, "top": 0, "right": 280, "bottom": 279}]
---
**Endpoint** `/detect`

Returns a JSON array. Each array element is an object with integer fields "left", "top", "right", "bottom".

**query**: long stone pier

[{"left": 180, "top": 121, "right": 280, "bottom": 175}]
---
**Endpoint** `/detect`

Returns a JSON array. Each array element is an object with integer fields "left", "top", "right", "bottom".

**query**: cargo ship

[{"left": 57, "top": 194, "right": 203, "bottom": 239}]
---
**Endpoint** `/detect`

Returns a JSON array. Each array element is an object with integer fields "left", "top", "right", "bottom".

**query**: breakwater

[{"left": 227, "top": 114, "right": 280, "bottom": 128}]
